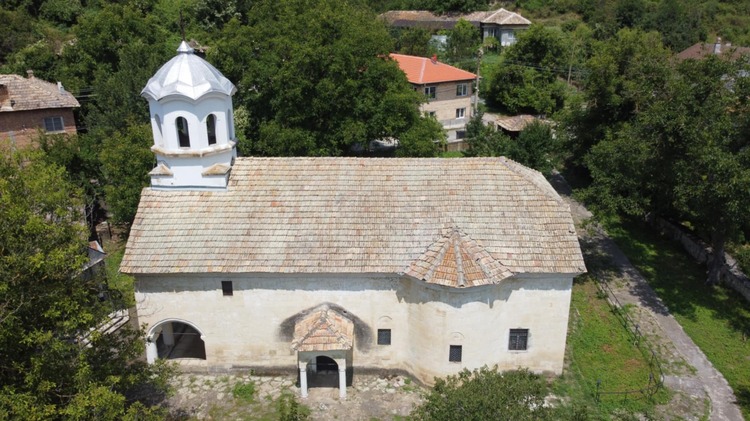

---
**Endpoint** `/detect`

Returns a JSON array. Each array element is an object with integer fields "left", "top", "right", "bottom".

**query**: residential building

[
  {"left": 380, "top": 8, "right": 531, "bottom": 46},
  {"left": 676, "top": 38, "right": 750, "bottom": 61},
  {"left": 390, "top": 53, "right": 476, "bottom": 149},
  {"left": 0, "top": 71, "right": 80, "bottom": 149},
  {"left": 122, "top": 42, "right": 586, "bottom": 399}
]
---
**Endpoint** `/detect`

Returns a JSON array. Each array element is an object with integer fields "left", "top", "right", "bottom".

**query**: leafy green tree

[
  {"left": 395, "top": 27, "right": 435, "bottom": 57},
  {"left": 562, "top": 28, "right": 671, "bottom": 164},
  {"left": 0, "top": 149, "right": 170, "bottom": 419},
  {"left": 585, "top": 55, "right": 750, "bottom": 285},
  {"left": 445, "top": 19, "right": 480, "bottom": 70},
  {"left": 210, "top": 0, "right": 438, "bottom": 157},
  {"left": 99, "top": 123, "right": 154, "bottom": 228},
  {"left": 412, "top": 367, "right": 553, "bottom": 421},
  {"left": 484, "top": 25, "right": 568, "bottom": 115}
]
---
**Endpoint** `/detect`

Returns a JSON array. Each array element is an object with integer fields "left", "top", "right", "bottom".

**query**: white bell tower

[{"left": 141, "top": 41, "right": 237, "bottom": 189}]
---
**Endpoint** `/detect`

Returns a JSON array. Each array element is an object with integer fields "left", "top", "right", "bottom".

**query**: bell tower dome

[{"left": 141, "top": 41, "right": 237, "bottom": 189}]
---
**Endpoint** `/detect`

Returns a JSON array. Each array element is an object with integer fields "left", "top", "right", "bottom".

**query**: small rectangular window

[
  {"left": 221, "top": 281, "right": 233, "bottom": 296},
  {"left": 455, "top": 108, "right": 466, "bottom": 119},
  {"left": 424, "top": 86, "right": 436, "bottom": 99},
  {"left": 44, "top": 116, "right": 64, "bottom": 132},
  {"left": 456, "top": 83, "right": 468, "bottom": 97},
  {"left": 509, "top": 328, "right": 529, "bottom": 351},
  {"left": 377, "top": 329, "right": 391, "bottom": 345},
  {"left": 449, "top": 345, "right": 462, "bottom": 362}
]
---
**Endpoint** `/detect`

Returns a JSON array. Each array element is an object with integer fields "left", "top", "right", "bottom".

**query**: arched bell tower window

[
  {"left": 176, "top": 116, "right": 190, "bottom": 148},
  {"left": 206, "top": 114, "right": 217, "bottom": 145}
]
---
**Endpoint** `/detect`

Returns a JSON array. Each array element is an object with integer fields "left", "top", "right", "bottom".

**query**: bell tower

[{"left": 141, "top": 41, "right": 237, "bottom": 189}]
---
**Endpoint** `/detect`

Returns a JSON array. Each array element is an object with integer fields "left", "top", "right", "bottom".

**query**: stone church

[{"left": 122, "top": 42, "right": 586, "bottom": 398}]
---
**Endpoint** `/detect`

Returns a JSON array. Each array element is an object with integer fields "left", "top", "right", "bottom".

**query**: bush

[{"left": 232, "top": 381, "right": 256, "bottom": 404}]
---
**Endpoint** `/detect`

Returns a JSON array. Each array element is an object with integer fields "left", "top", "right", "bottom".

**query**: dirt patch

[{"left": 165, "top": 372, "right": 424, "bottom": 420}]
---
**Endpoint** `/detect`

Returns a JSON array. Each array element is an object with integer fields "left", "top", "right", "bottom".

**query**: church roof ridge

[{"left": 122, "top": 157, "right": 585, "bottom": 278}]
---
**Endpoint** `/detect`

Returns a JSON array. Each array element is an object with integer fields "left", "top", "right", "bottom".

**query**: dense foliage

[{"left": 0, "top": 149, "right": 171, "bottom": 419}]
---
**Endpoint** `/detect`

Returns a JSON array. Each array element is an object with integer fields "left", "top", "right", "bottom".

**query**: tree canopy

[{"left": 0, "top": 149, "right": 171, "bottom": 419}]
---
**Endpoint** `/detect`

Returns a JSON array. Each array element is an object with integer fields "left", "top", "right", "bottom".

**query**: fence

[{"left": 590, "top": 278, "right": 665, "bottom": 404}]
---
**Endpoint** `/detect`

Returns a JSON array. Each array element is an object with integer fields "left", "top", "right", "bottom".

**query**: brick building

[{"left": 0, "top": 71, "right": 80, "bottom": 149}]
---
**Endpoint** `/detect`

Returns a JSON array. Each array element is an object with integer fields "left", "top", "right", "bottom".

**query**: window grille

[
  {"left": 509, "top": 328, "right": 529, "bottom": 350},
  {"left": 449, "top": 345, "right": 462, "bottom": 362}
]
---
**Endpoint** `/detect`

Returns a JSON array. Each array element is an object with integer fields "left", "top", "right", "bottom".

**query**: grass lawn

[
  {"left": 604, "top": 217, "right": 750, "bottom": 419},
  {"left": 558, "top": 275, "right": 669, "bottom": 416}
]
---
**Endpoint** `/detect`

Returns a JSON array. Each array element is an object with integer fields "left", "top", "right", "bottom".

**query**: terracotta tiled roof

[
  {"left": 390, "top": 53, "right": 476, "bottom": 84},
  {"left": 0, "top": 74, "right": 79, "bottom": 112},
  {"left": 291, "top": 305, "right": 354, "bottom": 352},
  {"left": 122, "top": 157, "right": 585, "bottom": 284},
  {"left": 496, "top": 114, "right": 540, "bottom": 132},
  {"left": 676, "top": 42, "right": 750, "bottom": 61}
]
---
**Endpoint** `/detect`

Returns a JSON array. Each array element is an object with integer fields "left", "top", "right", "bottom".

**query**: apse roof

[{"left": 141, "top": 41, "right": 236, "bottom": 101}]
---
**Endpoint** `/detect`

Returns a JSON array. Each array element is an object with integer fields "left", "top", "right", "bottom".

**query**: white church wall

[{"left": 135, "top": 273, "right": 573, "bottom": 384}]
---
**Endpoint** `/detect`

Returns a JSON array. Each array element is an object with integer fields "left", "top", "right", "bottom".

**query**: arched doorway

[
  {"left": 308, "top": 356, "right": 339, "bottom": 388},
  {"left": 146, "top": 320, "right": 206, "bottom": 363}
]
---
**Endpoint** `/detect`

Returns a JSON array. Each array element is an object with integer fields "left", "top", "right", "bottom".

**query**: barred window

[
  {"left": 377, "top": 329, "right": 391, "bottom": 345},
  {"left": 449, "top": 345, "right": 462, "bottom": 362},
  {"left": 509, "top": 328, "right": 529, "bottom": 351}
]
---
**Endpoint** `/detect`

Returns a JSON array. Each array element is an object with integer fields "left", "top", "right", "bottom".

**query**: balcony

[{"left": 440, "top": 118, "right": 468, "bottom": 130}]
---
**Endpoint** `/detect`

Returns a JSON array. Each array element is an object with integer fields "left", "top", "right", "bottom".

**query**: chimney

[
  {"left": 431, "top": 54, "right": 437, "bottom": 64},
  {"left": 26, "top": 69, "right": 34, "bottom": 78},
  {"left": 714, "top": 37, "right": 722, "bottom": 55},
  {"left": 57, "top": 81, "right": 64, "bottom": 93}
]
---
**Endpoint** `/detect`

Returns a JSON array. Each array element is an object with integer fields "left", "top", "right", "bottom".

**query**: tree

[
  {"left": 395, "top": 27, "right": 435, "bottom": 57},
  {"left": 411, "top": 367, "right": 554, "bottom": 421},
  {"left": 209, "top": 0, "right": 438, "bottom": 157},
  {"left": 99, "top": 123, "right": 154, "bottom": 228},
  {"left": 445, "top": 19, "right": 480, "bottom": 70},
  {"left": 484, "top": 25, "right": 568, "bottom": 115},
  {"left": 585, "top": 55, "right": 750, "bottom": 285},
  {"left": 0, "top": 149, "right": 170, "bottom": 419}
]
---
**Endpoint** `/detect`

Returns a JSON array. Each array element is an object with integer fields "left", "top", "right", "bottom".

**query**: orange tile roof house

[
  {"left": 390, "top": 53, "right": 476, "bottom": 149},
  {"left": 381, "top": 8, "right": 531, "bottom": 46},
  {"left": 0, "top": 71, "right": 80, "bottom": 149}
]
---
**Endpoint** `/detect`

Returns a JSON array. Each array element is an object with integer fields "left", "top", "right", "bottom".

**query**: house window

[
  {"left": 206, "top": 114, "right": 217, "bottom": 145},
  {"left": 176, "top": 116, "right": 190, "bottom": 147},
  {"left": 424, "top": 86, "right": 436, "bottom": 99},
  {"left": 221, "top": 281, "right": 233, "bottom": 296},
  {"left": 456, "top": 83, "right": 468, "bottom": 97},
  {"left": 456, "top": 108, "right": 466, "bottom": 119},
  {"left": 44, "top": 116, "right": 64, "bottom": 133},
  {"left": 449, "top": 345, "right": 462, "bottom": 362},
  {"left": 377, "top": 329, "right": 391, "bottom": 345},
  {"left": 509, "top": 328, "right": 529, "bottom": 351}
]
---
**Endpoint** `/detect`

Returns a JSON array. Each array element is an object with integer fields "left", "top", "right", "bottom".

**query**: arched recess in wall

[
  {"left": 148, "top": 319, "right": 206, "bottom": 360},
  {"left": 227, "top": 108, "right": 234, "bottom": 139},
  {"left": 154, "top": 114, "right": 162, "bottom": 144},
  {"left": 176, "top": 116, "right": 190, "bottom": 147},
  {"left": 206, "top": 114, "right": 217, "bottom": 145}
]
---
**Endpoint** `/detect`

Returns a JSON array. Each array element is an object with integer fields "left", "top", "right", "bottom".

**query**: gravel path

[{"left": 551, "top": 173, "right": 744, "bottom": 421}]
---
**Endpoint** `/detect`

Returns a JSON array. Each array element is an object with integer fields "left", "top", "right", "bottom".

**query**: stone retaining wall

[{"left": 648, "top": 215, "right": 750, "bottom": 303}]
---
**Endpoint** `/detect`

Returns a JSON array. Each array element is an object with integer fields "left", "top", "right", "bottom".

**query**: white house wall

[{"left": 135, "top": 273, "right": 573, "bottom": 384}]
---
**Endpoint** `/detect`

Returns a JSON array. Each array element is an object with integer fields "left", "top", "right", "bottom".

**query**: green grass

[
  {"left": 603, "top": 217, "right": 750, "bottom": 419},
  {"left": 232, "top": 381, "right": 256, "bottom": 404},
  {"left": 104, "top": 242, "right": 135, "bottom": 307},
  {"left": 559, "top": 275, "right": 669, "bottom": 415}
]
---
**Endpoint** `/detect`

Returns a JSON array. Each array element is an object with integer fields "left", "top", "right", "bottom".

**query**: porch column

[
  {"left": 146, "top": 336, "right": 158, "bottom": 364},
  {"left": 338, "top": 366, "right": 346, "bottom": 399},
  {"left": 161, "top": 322, "right": 174, "bottom": 346},
  {"left": 299, "top": 362, "right": 308, "bottom": 399}
]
